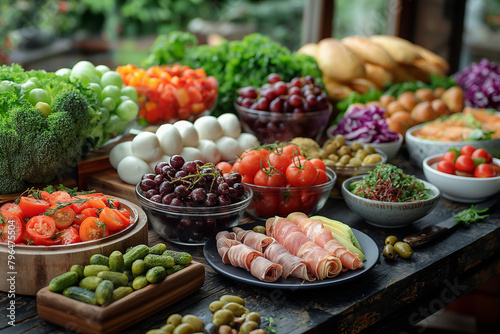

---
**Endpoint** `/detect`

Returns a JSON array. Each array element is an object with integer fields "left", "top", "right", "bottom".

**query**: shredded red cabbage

[
  {"left": 453, "top": 58, "right": 500, "bottom": 110},
  {"left": 331, "top": 105, "right": 400, "bottom": 143}
]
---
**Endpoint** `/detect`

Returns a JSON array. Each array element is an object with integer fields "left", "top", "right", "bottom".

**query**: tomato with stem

[
  {"left": 474, "top": 163, "right": 496, "bottom": 178},
  {"left": 455, "top": 155, "right": 475, "bottom": 173},
  {"left": 286, "top": 160, "right": 318, "bottom": 187},
  {"left": 254, "top": 169, "right": 287, "bottom": 187},
  {"left": 313, "top": 169, "right": 329, "bottom": 185},
  {"left": 471, "top": 148, "right": 492, "bottom": 164},
  {"left": 278, "top": 192, "right": 302, "bottom": 217},
  {"left": 267, "top": 151, "right": 292, "bottom": 175}
]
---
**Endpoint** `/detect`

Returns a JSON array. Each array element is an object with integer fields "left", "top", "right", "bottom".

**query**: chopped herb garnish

[{"left": 454, "top": 205, "right": 489, "bottom": 225}]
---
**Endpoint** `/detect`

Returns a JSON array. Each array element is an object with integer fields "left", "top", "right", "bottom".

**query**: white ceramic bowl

[
  {"left": 406, "top": 124, "right": 500, "bottom": 167},
  {"left": 341, "top": 175, "right": 441, "bottom": 228},
  {"left": 423, "top": 154, "right": 500, "bottom": 203}
]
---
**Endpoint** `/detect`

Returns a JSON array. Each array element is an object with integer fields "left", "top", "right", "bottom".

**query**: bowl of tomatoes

[
  {"left": 0, "top": 188, "right": 147, "bottom": 295},
  {"left": 234, "top": 74, "right": 332, "bottom": 144},
  {"left": 423, "top": 146, "right": 500, "bottom": 203},
  {"left": 234, "top": 143, "right": 336, "bottom": 220},
  {"left": 117, "top": 64, "right": 218, "bottom": 125}
]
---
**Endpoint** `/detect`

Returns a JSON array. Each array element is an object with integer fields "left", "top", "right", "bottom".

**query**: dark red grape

[
  {"left": 170, "top": 198, "right": 185, "bottom": 207},
  {"left": 288, "top": 86, "right": 301, "bottom": 96},
  {"left": 228, "top": 187, "right": 237, "bottom": 199},
  {"left": 182, "top": 161, "right": 198, "bottom": 174},
  {"left": 175, "top": 185, "right": 189, "bottom": 198},
  {"left": 238, "top": 86, "right": 258, "bottom": 99},
  {"left": 267, "top": 73, "right": 282, "bottom": 84},
  {"left": 218, "top": 182, "right": 230, "bottom": 195},
  {"left": 161, "top": 165, "right": 176, "bottom": 179},
  {"left": 150, "top": 194, "right": 162, "bottom": 203},
  {"left": 205, "top": 193, "right": 218, "bottom": 207},
  {"left": 241, "top": 97, "right": 254, "bottom": 108},
  {"left": 153, "top": 174, "right": 163, "bottom": 187},
  {"left": 141, "top": 173, "right": 155, "bottom": 181},
  {"left": 270, "top": 97, "right": 284, "bottom": 113},
  {"left": 159, "top": 181, "right": 174, "bottom": 196},
  {"left": 194, "top": 160, "right": 204, "bottom": 167},
  {"left": 170, "top": 155, "right": 185, "bottom": 170},
  {"left": 218, "top": 195, "right": 231, "bottom": 206},
  {"left": 290, "top": 77, "right": 302, "bottom": 87},
  {"left": 260, "top": 88, "right": 276, "bottom": 101},
  {"left": 288, "top": 94, "right": 303, "bottom": 108},
  {"left": 305, "top": 94, "right": 317, "bottom": 106},
  {"left": 190, "top": 231, "right": 204, "bottom": 241},
  {"left": 154, "top": 162, "right": 169, "bottom": 175},
  {"left": 145, "top": 189, "right": 157, "bottom": 199},
  {"left": 236, "top": 96, "right": 244, "bottom": 106},
  {"left": 190, "top": 188, "right": 207, "bottom": 203},
  {"left": 162, "top": 193, "right": 176, "bottom": 205},
  {"left": 233, "top": 183, "right": 244, "bottom": 197},
  {"left": 255, "top": 97, "right": 269, "bottom": 111},
  {"left": 228, "top": 173, "right": 242, "bottom": 184},
  {"left": 274, "top": 81, "right": 288, "bottom": 96},
  {"left": 140, "top": 178, "right": 155, "bottom": 191},
  {"left": 304, "top": 75, "right": 315, "bottom": 85}
]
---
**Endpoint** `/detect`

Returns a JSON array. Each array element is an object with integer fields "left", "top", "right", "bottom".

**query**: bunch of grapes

[
  {"left": 235, "top": 74, "right": 330, "bottom": 114},
  {"left": 138, "top": 155, "right": 246, "bottom": 243}
]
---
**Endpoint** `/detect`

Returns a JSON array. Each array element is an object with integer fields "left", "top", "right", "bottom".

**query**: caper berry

[
  {"left": 385, "top": 235, "right": 398, "bottom": 246},
  {"left": 394, "top": 242, "right": 413, "bottom": 259},
  {"left": 252, "top": 225, "right": 266, "bottom": 234},
  {"left": 383, "top": 244, "right": 396, "bottom": 260}
]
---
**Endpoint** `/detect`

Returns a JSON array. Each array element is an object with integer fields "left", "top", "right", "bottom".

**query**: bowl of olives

[
  {"left": 235, "top": 74, "right": 332, "bottom": 144},
  {"left": 322, "top": 135, "right": 387, "bottom": 197},
  {"left": 136, "top": 155, "right": 252, "bottom": 246}
]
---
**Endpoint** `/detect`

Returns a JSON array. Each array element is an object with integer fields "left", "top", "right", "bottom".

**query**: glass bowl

[
  {"left": 243, "top": 167, "right": 336, "bottom": 220},
  {"left": 235, "top": 103, "right": 332, "bottom": 144},
  {"left": 136, "top": 184, "right": 252, "bottom": 246}
]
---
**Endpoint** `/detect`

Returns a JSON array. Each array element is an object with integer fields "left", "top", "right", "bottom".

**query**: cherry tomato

[
  {"left": 474, "top": 163, "right": 496, "bottom": 178},
  {"left": 49, "top": 206, "right": 76, "bottom": 229},
  {"left": 26, "top": 216, "right": 58, "bottom": 245},
  {"left": 460, "top": 145, "right": 476, "bottom": 157},
  {"left": 441, "top": 151, "right": 456, "bottom": 164},
  {"left": 49, "top": 191, "right": 72, "bottom": 206},
  {"left": 280, "top": 144, "right": 301, "bottom": 160},
  {"left": 254, "top": 169, "right": 287, "bottom": 187},
  {"left": 99, "top": 207, "right": 130, "bottom": 231},
  {"left": 28, "top": 190, "right": 50, "bottom": 202},
  {"left": 252, "top": 194, "right": 279, "bottom": 218},
  {"left": 267, "top": 152, "right": 292, "bottom": 174},
  {"left": 300, "top": 191, "right": 321, "bottom": 215},
  {"left": 313, "top": 169, "right": 329, "bottom": 185},
  {"left": 490, "top": 162, "right": 500, "bottom": 176},
  {"left": 437, "top": 160, "right": 456, "bottom": 175},
  {"left": 286, "top": 160, "right": 318, "bottom": 187},
  {"left": 82, "top": 207, "right": 100, "bottom": 218},
  {"left": 0, "top": 203, "right": 24, "bottom": 221},
  {"left": 0, "top": 212, "right": 24, "bottom": 244},
  {"left": 18, "top": 196, "right": 50, "bottom": 217},
  {"left": 79, "top": 217, "right": 110, "bottom": 242},
  {"left": 74, "top": 213, "right": 89, "bottom": 226},
  {"left": 60, "top": 227, "right": 81, "bottom": 245},
  {"left": 309, "top": 158, "right": 326, "bottom": 171},
  {"left": 455, "top": 155, "right": 475, "bottom": 173},
  {"left": 239, "top": 151, "right": 266, "bottom": 180},
  {"left": 216, "top": 161, "right": 234, "bottom": 175},
  {"left": 471, "top": 148, "right": 493, "bottom": 164},
  {"left": 278, "top": 194, "right": 302, "bottom": 217}
]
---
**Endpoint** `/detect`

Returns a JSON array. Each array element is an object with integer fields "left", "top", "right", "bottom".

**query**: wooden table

[{"left": 1, "top": 155, "right": 500, "bottom": 334}]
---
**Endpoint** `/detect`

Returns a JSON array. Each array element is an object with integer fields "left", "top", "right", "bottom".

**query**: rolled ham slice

[
  {"left": 264, "top": 242, "right": 316, "bottom": 281},
  {"left": 287, "top": 212, "right": 363, "bottom": 270},
  {"left": 249, "top": 256, "right": 283, "bottom": 282},
  {"left": 266, "top": 216, "right": 342, "bottom": 279},
  {"left": 233, "top": 227, "right": 274, "bottom": 253},
  {"left": 216, "top": 231, "right": 239, "bottom": 264}
]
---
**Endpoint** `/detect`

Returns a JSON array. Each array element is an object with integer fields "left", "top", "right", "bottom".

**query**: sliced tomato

[
  {"left": 79, "top": 217, "right": 110, "bottom": 242},
  {"left": 74, "top": 213, "right": 89, "bottom": 226},
  {"left": 102, "top": 196, "right": 120, "bottom": 209},
  {"left": 118, "top": 208, "right": 130, "bottom": 219},
  {"left": 82, "top": 207, "right": 100, "bottom": 218},
  {"left": 26, "top": 215, "right": 58, "bottom": 245},
  {"left": 0, "top": 203, "right": 24, "bottom": 221},
  {"left": 49, "top": 191, "right": 73, "bottom": 206},
  {"left": 60, "top": 227, "right": 81, "bottom": 245},
  {"left": 99, "top": 207, "right": 130, "bottom": 231},
  {"left": 0, "top": 212, "right": 24, "bottom": 244},
  {"left": 18, "top": 196, "right": 50, "bottom": 217},
  {"left": 49, "top": 205, "right": 76, "bottom": 229},
  {"left": 28, "top": 190, "right": 51, "bottom": 202}
]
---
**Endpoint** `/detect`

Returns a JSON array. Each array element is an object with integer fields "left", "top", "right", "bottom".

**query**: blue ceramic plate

[{"left": 203, "top": 222, "right": 378, "bottom": 290}]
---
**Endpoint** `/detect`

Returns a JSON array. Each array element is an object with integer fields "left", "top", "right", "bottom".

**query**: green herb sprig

[
  {"left": 262, "top": 316, "right": 277, "bottom": 334},
  {"left": 454, "top": 205, "right": 490, "bottom": 225}
]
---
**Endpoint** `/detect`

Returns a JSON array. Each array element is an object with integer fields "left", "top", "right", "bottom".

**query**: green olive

[
  {"left": 209, "top": 300, "right": 225, "bottom": 313},
  {"left": 394, "top": 242, "right": 414, "bottom": 259},
  {"left": 222, "top": 302, "right": 249, "bottom": 317},
  {"left": 385, "top": 235, "right": 398, "bottom": 246},
  {"left": 383, "top": 244, "right": 396, "bottom": 260},
  {"left": 159, "top": 324, "right": 175, "bottom": 334},
  {"left": 239, "top": 320, "right": 260, "bottom": 334},
  {"left": 363, "top": 144, "right": 375, "bottom": 154},
  {"left": 252, "top": 225, "right": 266, "bottom": 234},
  {"left": 243, "top": 312, "right": 261, "bottom": 325},
  {"left": 182, "top": 315, "right": 204, "bottom": 331},
  {"left": 167, "top": 313, "right": 183, "bottom": 327},
  {"left": 337, "top": 145, "right": 351, "bottom": 157},
  {"left": 219, "top": 295, "right": 245, "bottom": 306},
  {"left": 172, "top": 323, "right": 195, "bottom": 334},
  {"left": 350, "top": 141, "right": 363, "bottom": 152},
  {"left": 339, "top": 154, "right": 351, "bottom": 165},
  {"left": 212, "top": 309, "right": 235, "bottom": 327},
  {"left": 346, "top": 157, "right": 362, "bottom": 166}
]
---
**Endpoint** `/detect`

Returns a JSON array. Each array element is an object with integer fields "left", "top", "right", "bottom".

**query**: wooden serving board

[
  {"left": 36, "top": 261, "right": 205, "bottom": 334},
  {"left": 0, "top": 198, "right": 148, "bottom": 296},
  {"left": 86, "top": 170, "right": 138, "bottom": 206}
]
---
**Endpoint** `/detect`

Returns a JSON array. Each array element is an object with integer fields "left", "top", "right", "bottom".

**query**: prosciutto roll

[
  {"left": 216, "top": 231, "right": 239, "bottom": 264},
  {"left": 233, "top": 227, "right": 274, "bottom": 253},
  {"left": 264, "top": 242, "right": 316, "bottom": 281},
  {"left": 266, "top": 216, "right": 342, "bottom": 279},
  {"left": 249, "top": 256, "right": 283, "bottom": 282},
  {"left": 287, "top": 212, "right": 363, "bottom": 270}
]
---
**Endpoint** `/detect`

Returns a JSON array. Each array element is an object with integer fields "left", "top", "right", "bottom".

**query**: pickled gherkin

[{"left": 162, "top": 250, "right": 192, "bottom": 265}]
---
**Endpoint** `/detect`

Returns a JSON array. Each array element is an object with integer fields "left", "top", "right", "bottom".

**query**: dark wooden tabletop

[{"left": 1, "top": 153, "right": 500, "bottom": 334}]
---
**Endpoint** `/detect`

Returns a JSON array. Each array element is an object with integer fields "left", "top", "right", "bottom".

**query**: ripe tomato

[
  {"left": 26, "top": 215, "right": 57, "bottom": 245},
  {"left": 49, "top": 191, "right": 73, "bottom": 206},
  {"left": 441, "top": 151, "right": 456, "bottom": 164},
  {"left": 18, "top": 196, "right": 50, "bottom": 217},
  {"left": 460, "top": 145, "right": 476, "bottom": 157},
  {"left": 60, "top": 226, "right": 81, "bottom": 245},
  {"left": 280, "top": 144, "right": 301, "bottom": 160},
  {"left": 252, "top": 194, "right": 279, "bottom": 218},
  {"left": 0, "top": 203, "right": 24, "bottom": 221},
  {"left": 300, "top": 191, "right": 321, "bottom": 215},
  {"left": 286, "top": 160, "right": 318, "bottom": 187},
  {"left": 82, "top": 207, "right": 100, "bottom": 218},
  {"left": 216, "top": 161, "right": 234, "bottom": 175},
  {"left": 278, "top": 193, "right": 302, "bottom": 217},
  {"left": 267, "top": 152, "right": 292, "bottom": 175},
  {"left": 28, "top": 190, "right": 50, "bottom": 202},
  {"left": 0, "top": 212, "right": 24, "bottom": 244},
  {"left": 471, "top": 148, "right": 493, "bottom": 164},
  {"left": 455, "top": 155, "right": 475, "bottom": 173},
  {"left": 79, "top": 217, "right": 110, "bottom": 242},
  {"left": 239, "top": 151, "right": 267, "bottom": 180},
  {"left": 99, "top": 207, "right": 130, "bottom": 231},
  {"left": 254, "top": 169, "right": 287, "bottom": 187},
  {"left": 474, "top": 163, "right": 496, "bottom": 178},
  {"left": 49, "top": 206, "right": 76, "bottom": 229},
  {"left": 313, "top": 169, "right": 329, "bottom": 185},
  {"left": 74, "top": 213, "right": 89, "bottom": 226},
  {"left": 309, "top": 158, "right": 326, "bottom": 171},
  {"left": 437, "top": 160, "right": 456, "bottom": 175}
]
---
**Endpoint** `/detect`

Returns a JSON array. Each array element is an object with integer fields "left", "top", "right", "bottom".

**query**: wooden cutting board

[
  {"left": 86, "top": 170, "right": 138, "bottom": 206},
  {"left": 37, "top": 261, "right": 205, "bottom": 334}
]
